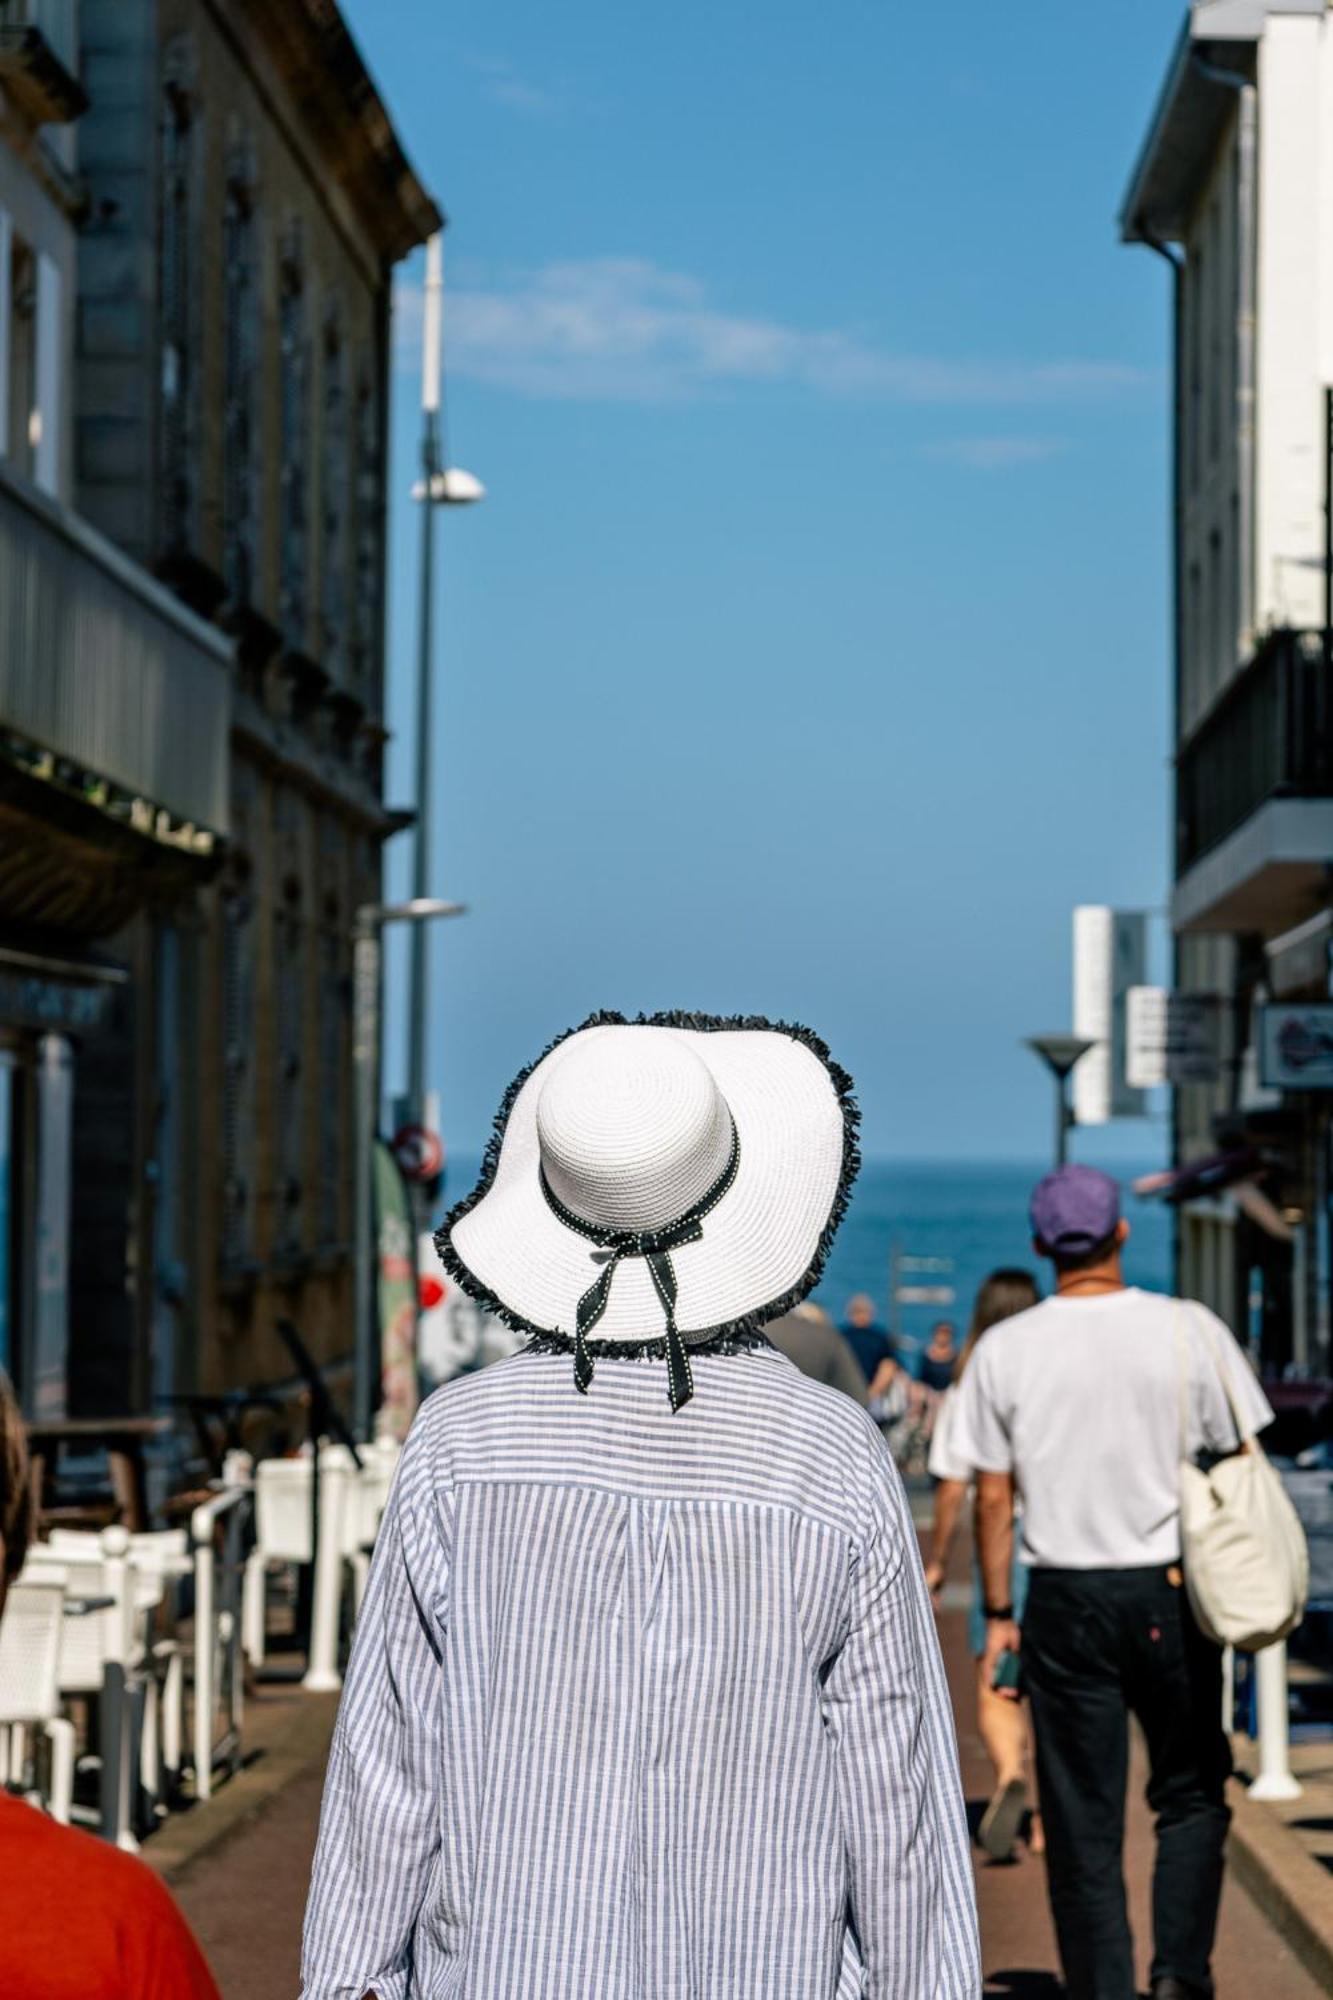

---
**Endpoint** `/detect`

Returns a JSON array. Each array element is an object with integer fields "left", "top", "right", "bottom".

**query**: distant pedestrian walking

[
  {"left": 765, "top": 1301, "right": 869, "bottom": 1403},
  {"left": 951, "top": 1164, "right": 1274, "bottom": 2000},
  {"left": 301, "top": 1014, "right": 980, "bottom": 1998},
  {"left": 840, "top": 1290, "right": 901, "bottom": 1397},
  {"left": 925, "top": 1269, "right": 1041, "bottom": 1861},
  {"left": 0, "top": 1374, "right": 221, "bottom": 2000},
  {"left": 919, "top": 1318, "right": 960, "bottom": 1395}
]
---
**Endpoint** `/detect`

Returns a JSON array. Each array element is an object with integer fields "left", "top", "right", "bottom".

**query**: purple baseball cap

[{"left": 1029, "top": 1164, "right": 1120, "bottom": 1255}]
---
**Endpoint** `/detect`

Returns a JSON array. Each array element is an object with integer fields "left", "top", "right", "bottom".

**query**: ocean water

[{"left": 811, "top": 1159, "right": 1173, "bottom": 1367}]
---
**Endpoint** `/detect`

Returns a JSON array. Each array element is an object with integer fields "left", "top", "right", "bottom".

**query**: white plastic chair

[
  {"left": 0, "top": 1582, "right": 75, "bottom": 1822},
  {"left": 242, "top": 1457, "right": 314, "bottom": 1666},
  {"left": 22, "top": 1532, "right": 140, "bottom": 1848},
  {"left": 343, "top": 1444, "right": 399, "bottom": 1613},
  {"left": 45, "top": 1529, "right": 189, "bottom": 1806}
]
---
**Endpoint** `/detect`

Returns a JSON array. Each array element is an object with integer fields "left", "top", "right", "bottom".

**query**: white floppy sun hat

[{"left": 436, "top": 1011, "right": 860, "bottom": 1410}]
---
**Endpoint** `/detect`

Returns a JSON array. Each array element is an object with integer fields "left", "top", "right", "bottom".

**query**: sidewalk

[
  {"left": 149, "top": 1549, "right": 1330, "bottom": 1998},
  {"left": 921, "top": 1489, "right": 1329, "bottom": 1995}
]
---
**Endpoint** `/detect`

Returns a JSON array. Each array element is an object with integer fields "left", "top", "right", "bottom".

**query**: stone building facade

[{"left": 66, "top": 0, "right": 438, "bottom": 1409}]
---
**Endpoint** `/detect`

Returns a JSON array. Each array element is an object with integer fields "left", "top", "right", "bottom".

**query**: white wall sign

[
  {"left": 1258, "top": 1003, "right": 1333, "bottom": 1091},
  {"left": 1073, "top": 906, "right": 1148, "bottom": 1123},
  {"left": 1125, "top": 987, "right": 1223, "bottom": 1088}
]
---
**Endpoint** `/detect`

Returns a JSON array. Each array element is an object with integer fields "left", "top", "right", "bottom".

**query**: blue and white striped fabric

[{"left": 300, "top": 1346, "right": 980, "bottom": 1998}]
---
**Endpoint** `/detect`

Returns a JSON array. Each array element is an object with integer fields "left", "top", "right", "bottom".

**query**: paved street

[{"left": 162, "top": 1527, "right": 1325, "bottom": 1999}]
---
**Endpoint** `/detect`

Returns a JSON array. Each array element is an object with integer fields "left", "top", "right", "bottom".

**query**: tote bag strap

[{"left": 1176, "top": 1302, "right": 1253, "bottom": 1455}]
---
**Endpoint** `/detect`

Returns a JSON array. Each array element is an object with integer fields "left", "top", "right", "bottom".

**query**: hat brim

[{"left": 437, "top": 1011, "right": 860, "bottom": 1346}]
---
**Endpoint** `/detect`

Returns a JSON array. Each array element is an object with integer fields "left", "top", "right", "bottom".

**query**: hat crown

[{"left": 536, "top": 1026, "right": 733, "bottom": 1233}]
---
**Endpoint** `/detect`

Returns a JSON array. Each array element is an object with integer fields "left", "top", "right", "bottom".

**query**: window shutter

[
  {"left": 34, "top": 252, "right": 61, "bottom": 497},
  {"left": 0, "top": 208, "right": 11, "bottom": 462}
]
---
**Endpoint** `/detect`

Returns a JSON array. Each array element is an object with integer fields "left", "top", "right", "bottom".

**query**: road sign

[
  {"left": 895, "top": 1285, "right": 956, "bottom": 1307},
  {"left": 390, "top": 1123, "right": 444, "bottom": 1183},
  {"left": 1125, "top": 987, "right": 1222, "bottom": 1089},
  {"left": 1259, "top": 1004, "right": 1333, "bottom": 1091}
]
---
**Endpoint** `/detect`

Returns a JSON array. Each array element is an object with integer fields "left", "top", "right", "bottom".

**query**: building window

[
  {"left": 317, "top": 927, "right": 346, "bottom": 1248},
  {"left": 1207, "top": 194, "right": 1223, "bottom": 468},
  {"left": 273, "top": 888, "right": 305, "bottom": 1258},
  {"left": 159, "top": 77, "right": 197, "bottom": 555},
  {"left": 222, "top": 161, "right": 260, "bottom": 611},
  {"left": 319, "top": 301, "right": 347, "bottom": 677},
  {"left": 221, "top": 890, "right": 255, "bottom": 1269},
  {"left": 0, "top": 220, "right": 37, "bottom": 484},
  {"left": 351, "top": 362, "right": 382, "bottom": 699},
  {"left": 278, "top": 229, "right": 309, "bottom": 652},
  {"left": 1187, "top": 246, "right": 1204, "bottom": 495}
]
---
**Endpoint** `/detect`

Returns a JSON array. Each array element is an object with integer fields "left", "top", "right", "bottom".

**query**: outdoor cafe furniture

[
  {"left": 27, "top": 1415, "right": 175, "bottom": 1533},
  {"left": 0, "top": 1580, "right": 75, "bottom": 1822}
]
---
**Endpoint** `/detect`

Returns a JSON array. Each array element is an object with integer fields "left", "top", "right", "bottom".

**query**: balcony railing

[
  {"left": 0, "top": 461, "right": 232, "bottom": 839},
  {"left": 1176, "top": 628, "right": 1333, "bottom": 876},
  {"left": 0, "top": 0, "right": 84, "bottom": 123}
]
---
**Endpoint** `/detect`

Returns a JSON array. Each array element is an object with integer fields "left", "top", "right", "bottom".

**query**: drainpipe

[
  {"left": 1192, "top": 51, "right": 1257, "bottom": 651},
  {"left": 1138, "top": 229, "right": 1186, "bottom": 1292}
]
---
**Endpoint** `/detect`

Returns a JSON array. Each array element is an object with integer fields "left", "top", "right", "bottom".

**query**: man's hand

[
  {"left": 922, "top": 1558, "right": 946, "bottom": 1605},
  {"left": 981, "top": 1616, "right": 1021, "bottom": 1699}
]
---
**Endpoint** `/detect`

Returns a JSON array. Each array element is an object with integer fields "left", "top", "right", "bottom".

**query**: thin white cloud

[
  {"left": 922, "top": 435, "right": 1072, "bottom": 470},
  {"left": 394, "top": 257, "right": 1148, "bottom": 408},
  {"left": 468, "top": 55, "right": 560, "bottom": 116}
]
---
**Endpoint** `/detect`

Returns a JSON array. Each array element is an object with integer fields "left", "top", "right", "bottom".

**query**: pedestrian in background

[
  {"left": 765, "top": 1301, "right": 869, "bottom": 1403},
  {"left": 302, "top": 1015, "right": 980, "bottom": 1998},
  {"left": 924, "top": 1269, "right": 1041, "bottom": 1861},
  {"left": 0, "top": 1375, "right": 221, "bottom": 2000},
  {"left": 951, "top": 1164, "right": 1273, "bottom": 2000},
  {"left": 920, "top": 1318, "right": 961, "bottom": 1395},
  {"left": 840, "top": 1290, "right": 902, "bottom": 1399}
]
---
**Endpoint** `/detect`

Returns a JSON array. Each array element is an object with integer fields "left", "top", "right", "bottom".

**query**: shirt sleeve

[
  {"left": 300, "top": 1416, "right": 449, "bottom": 2000},
  {"left": 822, "top": 1424, "right": 981, "bottom": 1998},
  {"left": 1188, "top": 1305, "right": 1276, "bottom": 1453},
  {"left": 946, "top": 1340, "right": 1012, "bottom": 1475},
  {"left": 926, "top": 1388, "right": 971, "bottom": 1485}
]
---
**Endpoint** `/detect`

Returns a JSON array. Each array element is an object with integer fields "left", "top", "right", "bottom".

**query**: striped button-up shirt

[{"left": 301, "top": 1346, "right": 980, "bottom": 1998}]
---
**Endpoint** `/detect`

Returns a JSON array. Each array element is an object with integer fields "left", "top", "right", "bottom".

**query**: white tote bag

[{"left": 1176, "top": 1311, "right": 1308, "bottom": 1652}]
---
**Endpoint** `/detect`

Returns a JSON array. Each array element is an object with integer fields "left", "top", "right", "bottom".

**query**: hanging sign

[
  {"left": 1258, "top": 1004, "right": 1333, "bottom": 1091},
  {"left": 390, "top": 1123, "right": 444, "bottom": 1183},
  {"left": 1125, "top": 987, "right": 1223, "bottom": 1088}
]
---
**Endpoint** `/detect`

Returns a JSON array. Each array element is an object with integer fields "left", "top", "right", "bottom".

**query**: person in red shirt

[{"left": 0, "top": 1370, "right": 221, "bottom": 1999}]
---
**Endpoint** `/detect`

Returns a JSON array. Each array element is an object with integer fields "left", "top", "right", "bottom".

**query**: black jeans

[{"left": 1022, "top": 1565, "right": 1232, "bottom": 2000}]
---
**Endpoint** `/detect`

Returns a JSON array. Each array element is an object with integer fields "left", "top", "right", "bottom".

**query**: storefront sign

[
  {"left": 1125, "top": 987, "right": 1223, "bottom": 1089},
  {"left": 0, "top": 971, "right": 114, "bottom": 1034},
  {"left": 1258, "top": 1003, "right": 1333, "bottom": 1091}
]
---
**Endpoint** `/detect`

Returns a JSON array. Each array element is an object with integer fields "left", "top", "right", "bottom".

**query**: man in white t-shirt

[{"left": 950, "top": 1164, "right": 1273, "bottom": 2000}]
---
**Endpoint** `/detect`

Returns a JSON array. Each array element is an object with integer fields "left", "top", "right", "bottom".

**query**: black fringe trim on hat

[
  {"left": 525, "top": 1328, "right": 775, "bottom": 1363},
  {"left": 432, "top": 1010, "right": 862, "bottom": 1349}
]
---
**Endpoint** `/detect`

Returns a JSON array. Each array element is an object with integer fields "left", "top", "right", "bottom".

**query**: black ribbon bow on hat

[{"left": 539, "top": 1123, "right": 741, "bottom": 1411}]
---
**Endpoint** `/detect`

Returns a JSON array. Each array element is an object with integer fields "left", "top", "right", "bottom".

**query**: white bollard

[
  {"left": 1249, "top": 1640, "right": 1302, "bottom": 1802},
  {"left": 98, "top": 1525, "right": 137, "bottom": 1849},
  {"left": 193, "top": 1529, "right": 216, "bottom": 1802},
  {"left": 303, "top": 1450, "right": 351, "bottom": 1693}
]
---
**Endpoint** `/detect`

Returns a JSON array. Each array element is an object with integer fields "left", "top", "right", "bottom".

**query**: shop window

[
  {"left": 1, "top": 219, "right": 37, "bottom": 483},
  {"left": 159, "top": 76, "right": 198, "bottom": 554},
  {"left": 220, "top": 892, "right": 255, "bottom": 1269},
  {"left": 222, "top": 161, "right": 260, "bottom": 611},
  {"left": 319, "top": 301, "right": 347, "bottom": 678},
  {"left": 278, "top": 229, "right": 309, "bottom": 652}
]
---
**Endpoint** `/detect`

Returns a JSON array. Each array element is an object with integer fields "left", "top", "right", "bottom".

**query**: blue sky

[{"left": 345, "top": 0, "right": 1183, "bottom": 1166}]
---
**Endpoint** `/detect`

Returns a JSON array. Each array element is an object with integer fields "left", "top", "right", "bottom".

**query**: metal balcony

[
  {"left": 1173, "top": 628, "right": 1333, "bottom": 936},
  {"left": 0, "top": 461, "right": 232, "bottom": 846},
  {"left": 0, "top": 0, "right": 86, "bottom": 124}
]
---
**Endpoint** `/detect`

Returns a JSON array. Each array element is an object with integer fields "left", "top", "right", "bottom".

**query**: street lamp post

[
  {"left": 1024, "top": 1034, "right": 1096, "bottom": 1170},
  {"left": 353, "top": 897, "right": 467, "bottom": 1443},
  {"left": 404, "top": 231, "right": 484, "bottom": 1166}
]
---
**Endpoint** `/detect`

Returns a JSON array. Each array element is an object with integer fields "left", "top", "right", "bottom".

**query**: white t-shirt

[
  {"left": 928, "top": 1386, "right": 971, "bottom": 1484},
  {"left": 948, "top": 1287, "right": 1275, "bottom": 1569}
]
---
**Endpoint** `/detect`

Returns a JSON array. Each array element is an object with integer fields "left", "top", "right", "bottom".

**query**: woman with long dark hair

[{"left": 924, "top": 1267, "right": 1041, "bottom": 1861}]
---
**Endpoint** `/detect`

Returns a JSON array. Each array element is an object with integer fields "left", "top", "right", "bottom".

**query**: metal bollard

[
  {"left": 303, "top": 1449, "right": 351, "bottom": 1692},
  {"left": 98, "top": 1525, "right": 136, "bottom": 1849},
  {"left": 1249, "top": 1639, "right": 1302, "bottom": 1802}
]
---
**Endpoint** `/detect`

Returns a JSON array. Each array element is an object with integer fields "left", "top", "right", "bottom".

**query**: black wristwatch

[{"left": 984, "top": 1604, "right": 1015, "bottom": 1622}]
